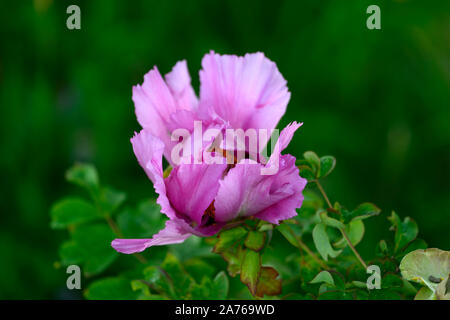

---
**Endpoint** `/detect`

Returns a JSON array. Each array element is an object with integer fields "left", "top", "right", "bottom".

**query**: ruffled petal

[
  {"left": 133, "top": 62, "right": 200, "bottom": 165},
  {"left": 131, "top": 129, "right": 178, "bottom": 220},
  {"left": 165, "top": 60, "right": 198, "bottom": 111},
  {"left": 133, "top": 66, "right": 177, "bottom": 132},
  {"left": 214, "top": 155, "right": 306, "bottom": 224},
  {"left": 199, "top": 51, "right": 290, "bottom": 147},
  {"left": 131, "top": 129, "right": 165, "bottom": 184},
  {"left": 265, "top": 121, "right": 302, "bottom": 170},
  {"left": 255, "top": 155, "right": 307, "bottom": 224}
]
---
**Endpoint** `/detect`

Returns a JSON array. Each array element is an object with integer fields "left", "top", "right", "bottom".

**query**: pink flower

[{"left": 111, "top": 52, "right": 307, "bottom": 254}]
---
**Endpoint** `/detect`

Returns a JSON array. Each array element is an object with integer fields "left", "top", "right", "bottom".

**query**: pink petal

[
  {"left": 131, "top": 129, "right": 165, "bottom": 184},
  {"left": 265, "top": 121, "right": 302, "bottom": 169},
  {"left": 255, "top": 155, "right": 307, "bottom": 224},
  {"left": 111, "top": 220, "right": 191, "bottom": 254},
  {"left": 165, "top": 60, "right": 198, "bottom": 111},
  {"left": 133, "top": 62, "right": 199, "bottom": 165},
  {"left": 199, "top": 51, "right": 290, "bottom": 147},
  {"left": 133, "top": 66, "right": 177, "bottom": 131},
  {"left": 165, "top": 162, "right": 227, "bottom": 225},
  {"left": 214, "top": 155, "right": 306, "bottom": 224},
  {"left": 131, "top": 129, "right": 178, "bottom": 221}
]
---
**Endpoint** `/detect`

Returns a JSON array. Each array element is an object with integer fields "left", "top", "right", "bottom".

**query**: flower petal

[
  {"left": 255, "top": 155, "right": 307, "bottom": 224},
  {"left": 165, "top": 60, "right": 198, "bottom": 111},
  {"left": 111, "top": 219, "right": 191, "bottom": 254},
  {"left": 131, "top": 129, "right": 165, "bottom": 184},
  {"left": 199, "top": 51, "right": 290, "bottom": 145},
  {"left": 131, "top": 129, "right": 178, "bottom": 220},
  {"left": 165, "top": 162, "right": 227, "bottom": 225},
  {"left": 133, "top": 66, "right": 177, "bottom": 132},
  {"left": 214, "top": 155, "right": 306, "bottom": 224},
  {"left": 265, "top": 121, "right": 302, "bottom": 169}
]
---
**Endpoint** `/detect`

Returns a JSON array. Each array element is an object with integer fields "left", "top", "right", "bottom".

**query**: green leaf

[
  {"left": 342, "top": 203, "right": 381, "bottom": 224},
  {"left": 388, "top": 211, "right": 418, "bottom": 252},
  {"left": 183, "top": 258, "right": 216, "bottom": 283},
  {"left": 190, "top": 273, "right": 229, "bottom": 300},
  {"left": 71, "top": 223, "right": 118, "bottom": 275},
  {"left": 255, "top": 267, "right": 282, "bottom": 297},
  {"left": 381, "top": 273, "right": 404, "bottom": 289},
  {"left": 59, "top": 241, "right": 84, "bottom": 265},
  {"left": 317, "top": 290, "right": 352, "bottom": 300},
  {"left": 310, "top": 271, "right": 335, "bottom": 286},
  {"left": 414, "top": 286, "right": 436, "bottom": 300},
  {"left": 312, "top": 223, "right": 342, "bottom": 261},
  {"left": 436, "top": 275, "right": 450, "bottom": 300},
  {"left": 298, "top": 165, "right": 316, "bottom": 181},
  {"left": 50, "top": 197, "right": 99, "bottom": 229},
  {"left": 211, "top": 271, "right": 229, "bottom": 299},
  {"left": 377, "top": 240, "right": 390, "bottom": 256},
  {"left": 334, "top": 220, "right": 365, "bottom": 249},
  {"left": 319, "top": 210, "right": 345, "bottom": 229},
  {"left": 99, "top": 186, "right": 126, "bottom": 214},
  {"left": 221, "top": 246, "right": 245, "bottom": 277},
  {"left": 161, "top": 253, "right": 194, "bottom": 298},
  {"left": 240, "top": 250, "right": 261, "bottom": 295},
  {"left": 276, "top": 223, "right": 299, "bottom": 248},
  {"left": 65, "top": 163, "right": 99, "bottom": 193},
  {"left": 244, "top": 231, "right": 266, "bottom": 251},
  {"left": 117, "top": 200, "right": 166, "bottom": 238},
  {"left": 143, "top": 266, "right": 162, "bottom": 283},
  {"left": 213, "top": 227, "right": 248, "bottom": 253},
  {"left": 318, "top": 156, "right": 336, "bottom": 178},
  {"left": 303, "top": 151, "right": 320, "bottom": 176},
  {"left": 85, "top": 277, "right": 138, "bottom": 300},
  {"left": 400, "top": 248, "right": 450, "bottom": 293},
  {"left": 397, "top": 238, "right": 427, "bottom": 259},
  {"left": 130, "top": 280, "right": 151, "bottom": 297}
]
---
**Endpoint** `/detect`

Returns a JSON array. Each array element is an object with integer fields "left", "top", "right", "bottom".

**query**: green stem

[
  {"left": 340, "top": 228, "right": 368, "bottom": 269},
  {"left": 285, "top": 224, "right": 329, "bottom": 269},
  {"left": 314, "top": 180, "right": 368, "bottom": 270}
]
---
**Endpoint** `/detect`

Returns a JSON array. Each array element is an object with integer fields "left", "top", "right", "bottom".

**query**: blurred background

[{"left": 0, "top": 0, "right": 449, "bottom": 299}]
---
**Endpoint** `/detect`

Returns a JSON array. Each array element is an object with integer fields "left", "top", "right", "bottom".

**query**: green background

[{"left": 0, "top": 0, "right": 449, "bottom": 298}]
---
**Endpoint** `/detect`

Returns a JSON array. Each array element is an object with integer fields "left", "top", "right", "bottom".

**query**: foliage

[{"left": 51, "top": 155, "right": 449, "bottom": 300}]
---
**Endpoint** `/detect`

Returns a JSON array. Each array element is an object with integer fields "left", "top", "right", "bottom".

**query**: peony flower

[
  {"left": 132, "top": 51, "right": 291, "bottom": 164},
  {"left": 111, "top": 52, "right": 307, "bottom": 254}
]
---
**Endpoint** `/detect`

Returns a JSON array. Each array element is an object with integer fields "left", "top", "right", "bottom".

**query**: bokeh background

[{"left": 1, "top": 0, "right": 449, "bottom": 299}]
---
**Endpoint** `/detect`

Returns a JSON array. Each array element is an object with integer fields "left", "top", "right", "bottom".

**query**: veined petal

[
  {"left": 133, "top": 66, "right": 177, "bottom": 130},
  {"left": 165, "top": 162, "right": 227, "bottom": 225},
  {"left": 199, "top": 51, "right": 290, "bottom": 144},
  {"left": 131, "top": 129, "right": 178, "bottom": 220},
  {"left": 133, "top": 62, "right": 200, "bottom": 165},
  {"left": 255, "top": 155, "right": 307, "bottom": 224},
  {"left": 266, "top": 121, "right": 302, "bottom": 168},
  {"left": 165, "top": 60, "right": 198, "bottom": 111},
  {"left": 214, "top": 155, "right": 306, "bottom": 224},
  {"left": 131, "top": 129, "right": 165, "bottom": 184}
]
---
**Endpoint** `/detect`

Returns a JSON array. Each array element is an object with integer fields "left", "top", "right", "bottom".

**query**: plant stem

[
  {"left": 314, "top": 180, "right": 333, "bottom": 209},
  {"left": 105, "top": 215, "right": 122, "bottom": 236},
  {"left": 340, "top": 229, "right": 367, "bottom": 269},
  {"left": 285, "top": 225, "right": 329, "bottom": 269},
  {"left": 314, "top": 180, "right": 368, "bottom": 270}
]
